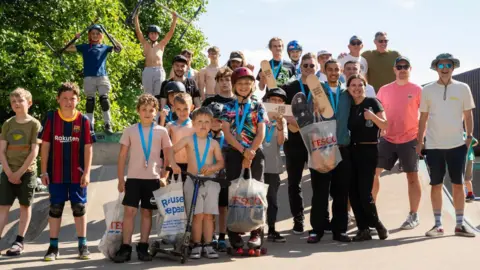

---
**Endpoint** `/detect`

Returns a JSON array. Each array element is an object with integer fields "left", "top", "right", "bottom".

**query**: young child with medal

[
  {"left": 115, "top": 94, "right": 172, "bottom": 263},
  {"left": 170, "top": 107, "right": 225, "bottom": 259},
  {"left": 220, "top": 67, "right": 267, "bottom": 248},
  {"left": 262, "top": 88, "right": 288, "bottom": 243},
  {"left": 166, "top": 93, "right": 195, "bottom": 181}
]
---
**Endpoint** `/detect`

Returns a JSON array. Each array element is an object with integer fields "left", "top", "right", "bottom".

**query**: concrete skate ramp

[{"left": 1, "top": 145, "right": 479, "bottom": 269}]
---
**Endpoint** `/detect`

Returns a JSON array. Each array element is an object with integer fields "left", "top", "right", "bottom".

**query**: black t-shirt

[
  {"left": 202, "top": 94, "right": 235, "bottom": 107},
  {"left": 348, "top": 97, "right": 384, "bottom": 143},
  {"left": 256, "top": 59, "right": 296, "bottom": 88},
  {"left": 159, "top": 78, "right": 200, "bottom": 99},
  {"left": 280, "top": 79, "right": 311, "bottom": 145}
]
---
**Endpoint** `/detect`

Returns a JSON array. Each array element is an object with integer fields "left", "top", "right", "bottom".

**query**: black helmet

[
  {"left": 147, "top": 25, "right": 161, "bottom": 34},
  {"left": 265, "top": 88, "right": 287, "bottom": 102},
  {"left": 165, "top": 81, "right": 186, "bottom": 94},
  {"left": 207, "top": 102, "right": 224, "bottom": 119}
]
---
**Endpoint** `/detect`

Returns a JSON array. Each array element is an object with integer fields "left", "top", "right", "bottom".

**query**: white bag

[
  {"left": 227, "top": 170, "right": 269, "bottom": 233},
  {"left": 98, "top": 193, "right": 124, "bottom": 260},
  {"left": 299, "top": 120, "right": 342, "bottom": 173},
  {"left": 154, "top": 178, "right": 186, "bottom": 244}
]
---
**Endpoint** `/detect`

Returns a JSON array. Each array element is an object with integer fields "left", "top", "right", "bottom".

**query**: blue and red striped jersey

[{"left": 38, "top": 110, "right": 96, "bottom": 184}]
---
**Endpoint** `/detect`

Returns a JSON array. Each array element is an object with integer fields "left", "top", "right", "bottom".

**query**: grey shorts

[
  {"left": 377, "top": 138, "right": 419, "bottom": 172},
  {"left": 83, "top": 76, "right": 111, "bottom": 97},
  {"left": 184, "top": 176, "right": 220, "bottom": 215},
  {"left": 142, "top": 66, "right": 166, "bottom": 96}
]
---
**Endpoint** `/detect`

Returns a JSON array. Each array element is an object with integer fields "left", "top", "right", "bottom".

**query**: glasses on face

[
  {"left": 350, "top": 41, "right": 362, "bottom": 46},
  {"left": 377, "top": 39, "right": 389, "bottom": 44},
  {"left": 302, "top": 64, "right": 315, "bottom": 68},
  {"left": 395, "top": 65, "right": 410, "bottom": 70},
  {"left": 437, "top": 63, "right": 453, "bottom": 69}
]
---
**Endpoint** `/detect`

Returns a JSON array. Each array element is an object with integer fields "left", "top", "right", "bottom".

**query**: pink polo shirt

[{"left": 377, "top": 82, "right": 421, "bottom": 144}]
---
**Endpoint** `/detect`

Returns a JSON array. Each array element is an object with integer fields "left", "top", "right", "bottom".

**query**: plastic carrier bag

[
  {"left": 98, "top": 192, "right": 125, "bottom": 260},
  {"left": 299, "top": 120, "right": 342, "bottom": 173},
  {"left": 154, "top": 177, "right": 186, "bottom": 245},
  {"left": 227, "top": 169, "right": 269, "bottom": 233}
]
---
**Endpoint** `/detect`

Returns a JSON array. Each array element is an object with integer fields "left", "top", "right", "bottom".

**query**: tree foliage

[{"left": 0, "top": 0, "right": 208, "bottom": 130}]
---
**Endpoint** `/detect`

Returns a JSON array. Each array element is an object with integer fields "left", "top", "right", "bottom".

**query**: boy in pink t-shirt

[{"left": 114, "top": 94, "right": 172, "bottom": 263}]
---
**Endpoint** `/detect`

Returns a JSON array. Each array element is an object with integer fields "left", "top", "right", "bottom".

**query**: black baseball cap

[
  {"left": 172, "top": 55, "right": 188, "bottom": 64},
  {"left": 229, "top": 51, "right": 243, "bottom": 62}
]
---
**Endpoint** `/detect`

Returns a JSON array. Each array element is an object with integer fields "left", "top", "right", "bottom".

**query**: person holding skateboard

[
  {"left": 257, "top": 37, "right": 296, "bottom": 91},
  {"left": 65, "top": 24, "right": 123, "bottom": 135},
  {"left": 418, "top": 53, "right": 476, "bottom": 238},
  {"left": 134, "top": 10, "right": 178, "bottom": 96}
]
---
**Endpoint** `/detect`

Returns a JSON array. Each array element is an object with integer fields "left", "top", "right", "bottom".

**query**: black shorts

[
  {"left": 425, "top": 145, "right": 467, "bottom": 185},
  {"left": 377, "top": 138, "right": 419, "bottom": 172},
  {"left": 123, "top": 178, "right": 160, "bottom": 210}
]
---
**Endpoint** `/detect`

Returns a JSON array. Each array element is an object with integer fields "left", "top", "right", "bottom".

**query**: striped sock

[
  {"left": 78, "top": 237, "right": 87, "bottom": 247},
  {"left": 455, "top": 210, "right": 464, "bottom": 227},
  {"left": 50, "top": 238, "right": 59, "bottom": 248},
  {"left": 434, "top": 210, "right": 442, "bottom": 228}
]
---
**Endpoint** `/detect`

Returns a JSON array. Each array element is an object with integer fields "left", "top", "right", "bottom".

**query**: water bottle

[{"left": 365, "top": 107, "right": 374, "bottom": 128}]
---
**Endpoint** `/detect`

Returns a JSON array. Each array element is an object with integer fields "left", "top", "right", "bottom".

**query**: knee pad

[
  {"left": 71, "top": 203, "right": 86, "bottom": 217},
  {"left": 49, "top": 203, "right": 65, "bottom": 218},
  {"left": 99, "top": 94, "right": 110, "bottom": 112},
  {"left": 86, "top": 96, "right": 95, "bottom": 113}
]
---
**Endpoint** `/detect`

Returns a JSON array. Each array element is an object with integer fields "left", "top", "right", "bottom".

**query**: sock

[
  {"left": 50, "top": 238, "right": 59, "bottom": 248},
  {"left": 15, "top": 235, "right": 24, "bottom": 244},
  {"left": 455, "top": 210, "right": 464, "bottom": 227},
  {"left": 78, "top": 237, "right": 87, "bottom": 247},
  {"left": 434, "top": 210, "right": 442, "bottom": 227},
  {"left": 219, "top": 233, "right": 226, "bottom": 241}
]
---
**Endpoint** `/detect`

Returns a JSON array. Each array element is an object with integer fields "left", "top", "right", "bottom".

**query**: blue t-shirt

[{"left": 76, "top": 44, "right": 113, "bottom": 77}]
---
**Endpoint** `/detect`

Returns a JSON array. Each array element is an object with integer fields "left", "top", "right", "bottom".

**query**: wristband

[{"left": 40, "top": 172, "right": 48, "bottom": 177}]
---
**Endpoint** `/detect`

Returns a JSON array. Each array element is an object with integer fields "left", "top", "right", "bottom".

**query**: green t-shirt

[
  {"left": 0, "top": 116, "right": 41, "bottom": 172},
  {"left": 463, "top": 132, "right": 477, "bottom": 161},
  {"left": 361, "top": 50, "right": 400, "bottom": 92}
]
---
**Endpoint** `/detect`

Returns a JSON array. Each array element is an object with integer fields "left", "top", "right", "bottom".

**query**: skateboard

[
  {"left": 264, "top": 103, "right": 293, "bottom": 117},
  {"left": 226, "top": 247, "right": 267, "bottom": 257},
  {"left": 261, "top": 60, "right": 278, "bottom": 90},
  {"left": 291, "top": 92, "right": 314, "bottom": 128},
  {"left": 305, "top": 74, "right": 334, "bottom": 119}
]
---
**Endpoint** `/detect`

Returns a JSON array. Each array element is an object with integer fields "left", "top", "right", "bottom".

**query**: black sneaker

[
  {"left": 267, "top": 231, "right": 286, "bottom": 243},
  {"left": 104, "top": 123, "right": 114, "bottom": 135},
  {"left": 136, "top": 242, "right": 152, "bottom": 261},
  {"left": 292, "top": 221, "right": 304, "bottom": 235},
  {"left": 78, "top": 245, "right": 91, "bottom": 260},
  {"left": 6, "top": 241, "right": 24, "bottom": 256},
  {"left": 113, "top": 244, "right": 132, "bottom": 263},
  {"left": 333, "top": 233, "right": 352, "bottom": 243},
  {"left": 43, "top": 245, "right": 59, "bottom": 261},
  {"left": 307, "top": 230, "right": 322, "bottom": 244},
  {"left": 376, "top": 222, "right": 389, "bottom": 240},
  {"left": 353, "top": 229, "right": 372, "bottom": 242}
]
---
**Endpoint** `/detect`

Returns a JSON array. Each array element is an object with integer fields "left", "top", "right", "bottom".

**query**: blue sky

[{"left": 195, "top": 0, "right": 479, "bottom": 85}]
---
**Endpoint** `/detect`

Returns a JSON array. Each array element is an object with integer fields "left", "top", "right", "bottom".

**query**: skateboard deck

[
  {"left": 291, "top": 92, "right": 314, "bottom": 128},
  {"left": 306, "top": 74, "right": 334, "bottom": 119},
  {"left": 264, "top": 103, "right": 293, "bottom": 117},
  {"left": 260, "top": 60, "right": 278, "bottom": 90}
]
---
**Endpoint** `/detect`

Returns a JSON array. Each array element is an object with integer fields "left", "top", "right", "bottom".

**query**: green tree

[{"left": 0, "top": 0, "right": 208, "bottom": 131}]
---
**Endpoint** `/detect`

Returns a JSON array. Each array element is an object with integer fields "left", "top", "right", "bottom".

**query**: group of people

[{"left": 0, "top": 8, "right": 477, "bottom": 265}]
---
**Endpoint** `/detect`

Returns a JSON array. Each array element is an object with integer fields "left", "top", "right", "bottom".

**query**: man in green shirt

[{"left": 362, "top": 32, "right": 400, "bottom": 92}]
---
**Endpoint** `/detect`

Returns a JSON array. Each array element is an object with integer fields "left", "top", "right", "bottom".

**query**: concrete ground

[{"left": 1, "top": 146, "right": 479, "bottom": 270}]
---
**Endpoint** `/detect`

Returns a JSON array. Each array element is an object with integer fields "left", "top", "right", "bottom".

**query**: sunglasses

[
  {"left": 437, "top": 63, "right": 453, "bottom": 69},
  {"left": 395, "top": 64, "right": 410, "bottom": 70},
  {"left": 350, "top": 41, "right": 362, "bottom": 46},
  {"left": 302, "top": 64, "right": 315, "bottom": 68},
  {"left": 377, "top": 39, "right": 389, "bottom": 44}
]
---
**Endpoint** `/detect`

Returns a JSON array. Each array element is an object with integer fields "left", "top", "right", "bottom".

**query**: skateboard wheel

[
  {"left": 248, "top": 249, "right": 255, "bottom": 256},
  {"left": 255, "top": 249, "right": 261, "bottom": 256},
  {"left": 236, "top": 248, "right": 244, "bottom": 255},
  {"left": 261, "top": 247, "right": 267, "bottom": 254}
]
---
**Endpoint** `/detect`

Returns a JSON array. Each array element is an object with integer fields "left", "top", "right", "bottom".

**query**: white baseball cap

[{"left": 317, "top": 50, "right": 332, "bottom": 56}]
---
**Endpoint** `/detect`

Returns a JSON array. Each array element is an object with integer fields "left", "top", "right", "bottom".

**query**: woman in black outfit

[{"left": 347, "top": 74, "right": 389, "bottom": 241}]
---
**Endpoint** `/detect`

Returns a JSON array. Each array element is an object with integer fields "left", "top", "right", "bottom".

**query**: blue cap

[
  {"left": 349, "top": 35, "right": 362, "bottom": 43},
  {"left": 394, "top": 56, "right": 410, "bottom": 66}
]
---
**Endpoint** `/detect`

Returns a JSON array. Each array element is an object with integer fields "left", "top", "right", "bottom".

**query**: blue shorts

[
  {"left": 49, "top": 183, "right": 87, "bottom": 204},
  {"left": 425, "top": 144, "right": 467, "bottom": 185}
]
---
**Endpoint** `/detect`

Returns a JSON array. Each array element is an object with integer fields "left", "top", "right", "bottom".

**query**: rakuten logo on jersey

[
  {"left": 55, "top": 135, "right": 79, "bottom": 143},
  {"left": 311, "top": 135, "right": 337, "bottom": 151}
]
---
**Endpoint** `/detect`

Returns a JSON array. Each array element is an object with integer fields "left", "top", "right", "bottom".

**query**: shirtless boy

[
  {"left": 134, "top": 10, "right": 178, "bottom": 96},
  {"left": 198, "top": 47, "right": 221, "bottom": 100}
]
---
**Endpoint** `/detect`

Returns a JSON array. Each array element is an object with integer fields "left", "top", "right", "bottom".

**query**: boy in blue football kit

[
  {"left": 39, "top": 82, "right": 96, "bottom": 261},
  {"left": 66, "top": 24, "right": 123, "bottom": 134}
]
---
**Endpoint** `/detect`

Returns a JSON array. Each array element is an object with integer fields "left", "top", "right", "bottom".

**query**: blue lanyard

[
  {"left": 172, "top": 118, "right": 191, "bottom": 127},
  {"left": 270, "top": 60, "right": 283, "bottom": 79},
  {"left": 138, "top": 123, "right": 154, "bottom": 167},
  {"left": 164, "top": 105, "right": 173, "bottom": 123},
  {"left": 209, "top": 132, "right": 224, "bottom": 148},
  {"left": 324, "top": 84, "right": 341, "bottom": 114},
  {"left": 265, "top": 120, "right": 276, "bottom": 143},
  {"left": 187, "top": 69, "right": 192, "bottom": 78},
  {"left": 298, "top": 79, "right": 312, "bottom": 102},
  {"left": 235, "top": 100, "right": 251, "bottom": 139},
  {"left": 193, "top": 134, "right": 211, "bottom": 174}
]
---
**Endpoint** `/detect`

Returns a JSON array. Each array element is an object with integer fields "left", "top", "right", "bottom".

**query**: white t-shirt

[
  {"left": 316, "top": 71, "right": 327, "bottom": 82},
  {"left": 366, "top": 84, "right": 376, "bottom": 98},
  {"left": 337, "top": 54, "right": 368, "bottom": 77},
  {"left": 420, "top": 80, "right": 475, "bottom": 149}
]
